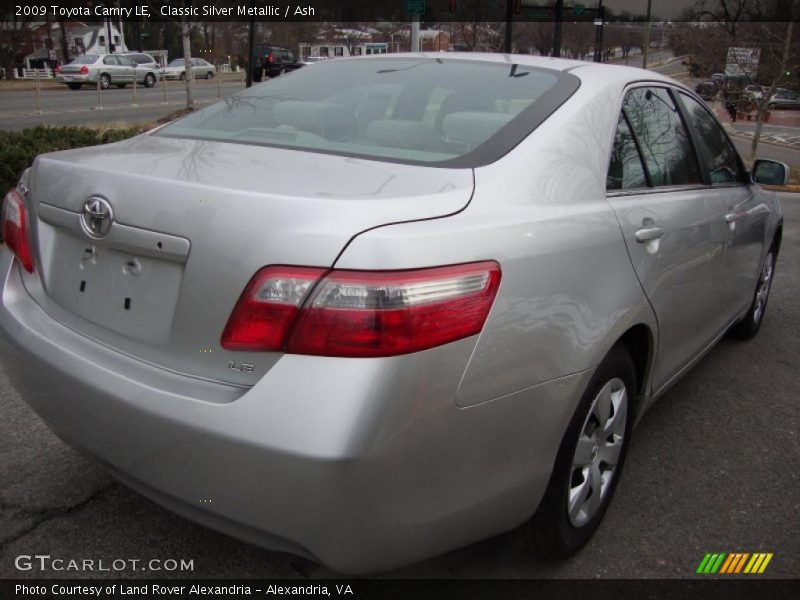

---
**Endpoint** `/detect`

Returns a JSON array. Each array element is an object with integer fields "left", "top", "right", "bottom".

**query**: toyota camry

[{"left": 0, "top": 54, "right": 786, "bottom": 573}]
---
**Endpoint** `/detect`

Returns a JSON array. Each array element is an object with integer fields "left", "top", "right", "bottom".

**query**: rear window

[
  {"left": 71, "top": 55, "right": 99, "bottom": 64},
  {"left": 156, "top": 57, "right": 579, "bottom": 167}
]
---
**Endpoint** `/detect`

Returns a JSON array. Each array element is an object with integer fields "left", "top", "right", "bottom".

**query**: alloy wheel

[
  {"left": 753, "top": 252, "right": 774, "bottom": 325},
  {"left": 567, "top": 377, "right": 628, "bottom": 527}
]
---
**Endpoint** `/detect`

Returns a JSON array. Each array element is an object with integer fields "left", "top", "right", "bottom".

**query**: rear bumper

[
  {"left": 56, "top": 74, "right": 93, "bottom": 84},
  {"left": 0, "top": 252, "right": 589, "bottom": 573}
]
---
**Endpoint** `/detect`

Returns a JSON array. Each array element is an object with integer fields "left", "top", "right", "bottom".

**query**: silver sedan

[
  {"left": 0, "top": 54, "right": 786, "bottom": 573},
  {"left": 162, "top": 57, "right": 216, "bottom": 80},
  {"left": 56, "top": 53, "right": 159, "bottom": 90}
]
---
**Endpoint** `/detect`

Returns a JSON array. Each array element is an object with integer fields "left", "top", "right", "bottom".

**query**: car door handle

[
  {"left": 724, "top": 213, "right": 739, "bottom": 223},
  {"left": 635, "top": 227, "right": 665, "bottom": 243}
]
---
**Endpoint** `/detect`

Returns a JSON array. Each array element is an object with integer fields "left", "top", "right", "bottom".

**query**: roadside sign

[
  {"left": 573, "top": 3, "right": 586, "bottom": 16},
  {"left": 48, "top": 50, "right": 57, "bottom": 60},
  {"left": 725, "top": 47, "right": 760, "bottom": 79},
  {"left": 404, "top": 0, "right": 425, "bottom": 15}
]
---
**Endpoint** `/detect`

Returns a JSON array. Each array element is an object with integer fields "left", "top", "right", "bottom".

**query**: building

[
  {"left": 67, "top": 24, "right": 129, "bottom": 57},
  {"left": 20, "top": 22, "right": 129, "bottom": 72},
  {"left": 299, "top": 27, "right": 388, "bottom": 59}
]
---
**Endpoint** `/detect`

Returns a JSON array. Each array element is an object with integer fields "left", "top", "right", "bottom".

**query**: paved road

[
  {"left": 732, "top": 123, "right": 800, "bottom": 151},
  {"left": 733, "top": 137, "right": 800, "bottom": 169},
  {"left": 0, "top": 79, "right": 245, "bottom": 130},
  {"left": 0, "top": 195, "right": 798, "bottom": 579}
]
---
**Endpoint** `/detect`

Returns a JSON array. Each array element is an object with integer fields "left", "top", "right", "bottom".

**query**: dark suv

[{"left": 251, "top": 45, "right": 303, "bottom": 82}]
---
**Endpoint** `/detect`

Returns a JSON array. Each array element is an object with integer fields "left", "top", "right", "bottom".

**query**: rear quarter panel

[{"left": 336, "top": 67, "right": 659, "bottom": 409}]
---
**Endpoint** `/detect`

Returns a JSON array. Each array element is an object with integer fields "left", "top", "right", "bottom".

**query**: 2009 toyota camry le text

[{"left": 0, "top": 54, "right": 786, "bottom": 574}]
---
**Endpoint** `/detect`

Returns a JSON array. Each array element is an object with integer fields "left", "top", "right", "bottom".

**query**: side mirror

[{"left": 752, "top": 159, "right": 789, "bottom": 186}]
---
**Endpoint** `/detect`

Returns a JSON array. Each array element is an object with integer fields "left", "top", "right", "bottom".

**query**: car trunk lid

[{"left": 25, "top": 134, "right": 473, "bottom": 385}]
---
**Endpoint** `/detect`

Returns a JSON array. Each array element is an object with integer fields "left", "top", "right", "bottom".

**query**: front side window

[
  {"left": 678, "top": 93, "right": 745, "bottom": 184},
  {"left": 623, "top": 87, "right": 702, "bottom": 187},
  {"left": 607, "top": 112, "right": 648, "bottom": 191},
  {"left": 103, "top": 55, "right": 119, "bottom": 66},
  {"left": 157, "top": 58, "right": 579, "bottom": 167}
]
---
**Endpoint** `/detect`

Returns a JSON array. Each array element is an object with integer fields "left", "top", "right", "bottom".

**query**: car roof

[{"left": 334, "top": 52, "right": 679, "bottom": 88}]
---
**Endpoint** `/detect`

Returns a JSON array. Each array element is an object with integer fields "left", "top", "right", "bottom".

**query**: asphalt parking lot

[{"left": 0, "top": 194, "right": 798, "bottom": 580}]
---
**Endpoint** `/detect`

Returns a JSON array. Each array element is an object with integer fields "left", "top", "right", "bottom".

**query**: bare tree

[
  {"left": 681, "top": 0, "right": 799, "bottom": 158},
  {"left": 0, "top": 14, "right": 28, "bottom": 77},
  {"left": 181, "top": 16, "right": 195, "bottom": 110},
  {"left": 749, "top": 20, "right": 797, "bottom": 158}
]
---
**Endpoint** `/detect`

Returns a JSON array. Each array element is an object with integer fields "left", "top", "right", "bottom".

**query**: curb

[{"left": 728, "top": 131, "right": 800, "bottom": 151}]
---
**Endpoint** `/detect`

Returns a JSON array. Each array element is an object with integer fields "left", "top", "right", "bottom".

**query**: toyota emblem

[{"left": 80, "top": 196, "right": 114, "bottom": 239}]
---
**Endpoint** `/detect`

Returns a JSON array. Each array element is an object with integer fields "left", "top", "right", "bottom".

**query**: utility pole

[
  {"left": 105, "top": 17, "right": 115, "bottom": 53},
  {"left": 594, "top": 0, "right": 604, "bottom": 62},
  {"left": 504, "top": 0, "right": 513, "bottom": 54},
  {"left": 553, "top": 0, "right": 563, "bottom": 58},
  {"left": 642, "top": 0, "right": 652, "bottom": 69}
]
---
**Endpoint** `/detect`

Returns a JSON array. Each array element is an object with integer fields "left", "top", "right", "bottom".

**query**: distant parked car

[
  {"left": 768, "top": 90, "right": 800, "bottom": 109},
  {"left": 695, "top": 81, "right": 719, "bottom": 101},
  {"left": 251, "top": 44, "right": 304, "bottom": 82},
  {"left": 163, "top": 58, "right": 215, "bottom": 81},
  {"left": 55, "top": 54, "right": 158, "bottom": 90},
  {"left": 744, "top": 84, "right": 764, "bottom": 101},
  {"left": 122, "top": 52, "right": 163, "bottom": 80}
]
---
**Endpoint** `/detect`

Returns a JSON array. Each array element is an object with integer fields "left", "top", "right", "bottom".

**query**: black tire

[
  {"left": 67, "top": 83, "right": 81, "bottom": 90},
  {"left": 525, "top": 345, "right": 636, "bottom": 559},
  {"left": 768, "top": 103, "right": 776, "bottom": 109},
  {"left": 731, "top": 249, "right": 777, "bottom": 340},
  {"left": 179, "top": 72, "right": 186, "bottom": 81},
  {"left": 206, "top": 71, "right": 214, "bottom": 80},
  {"left": 143, "top": 73, "right": 156, "bottom": 88},
  {"left": 99, "top": 73, "right": 111, "bottom": 89}
]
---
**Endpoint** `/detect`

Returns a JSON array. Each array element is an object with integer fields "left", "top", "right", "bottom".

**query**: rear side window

[
  {"left": 156, "top": 58, "right": 580, "bottom": 167},
  {"left": 103, "top": 56, "right": 119, "bottom": 66},
  {"left": 607, "top": 112, "right": 648, "bottom": 191},
  {"left": 623, "top": 87, "right": 702, "bottom": 187},
  {"left": 678, "top": 93, "right": 745, "bottom": 184}
]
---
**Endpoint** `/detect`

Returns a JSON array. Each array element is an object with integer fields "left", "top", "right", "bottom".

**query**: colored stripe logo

[{"left": 697, "top": 552, "right": 773, "bottom": 574}]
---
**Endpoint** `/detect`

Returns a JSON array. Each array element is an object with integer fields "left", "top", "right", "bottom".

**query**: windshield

[
  {"left": 71, "top": 55, "right": 99, "bottom": 64},
  {"left": 156, "top": 57, "right": 579, "bottom": 167}
]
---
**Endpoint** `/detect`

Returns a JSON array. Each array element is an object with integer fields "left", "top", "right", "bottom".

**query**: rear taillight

[
  {"left": 267, "top": 52, "right": 274, "bottom": 63},
  {"left": 221, "top": 266, "right": 327, "bottom": 351},
  {"left": 54, "top": 65, "right": 61, "bottom": 74},
  {"left": 221, "top": 262, "right": 501, "bottom": 357},
  {"left": 80, "top": 65, "right": 89, "bottom": 74},
  {"left": 1, "top": 189, "right": 34, "bottom": 273}
]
